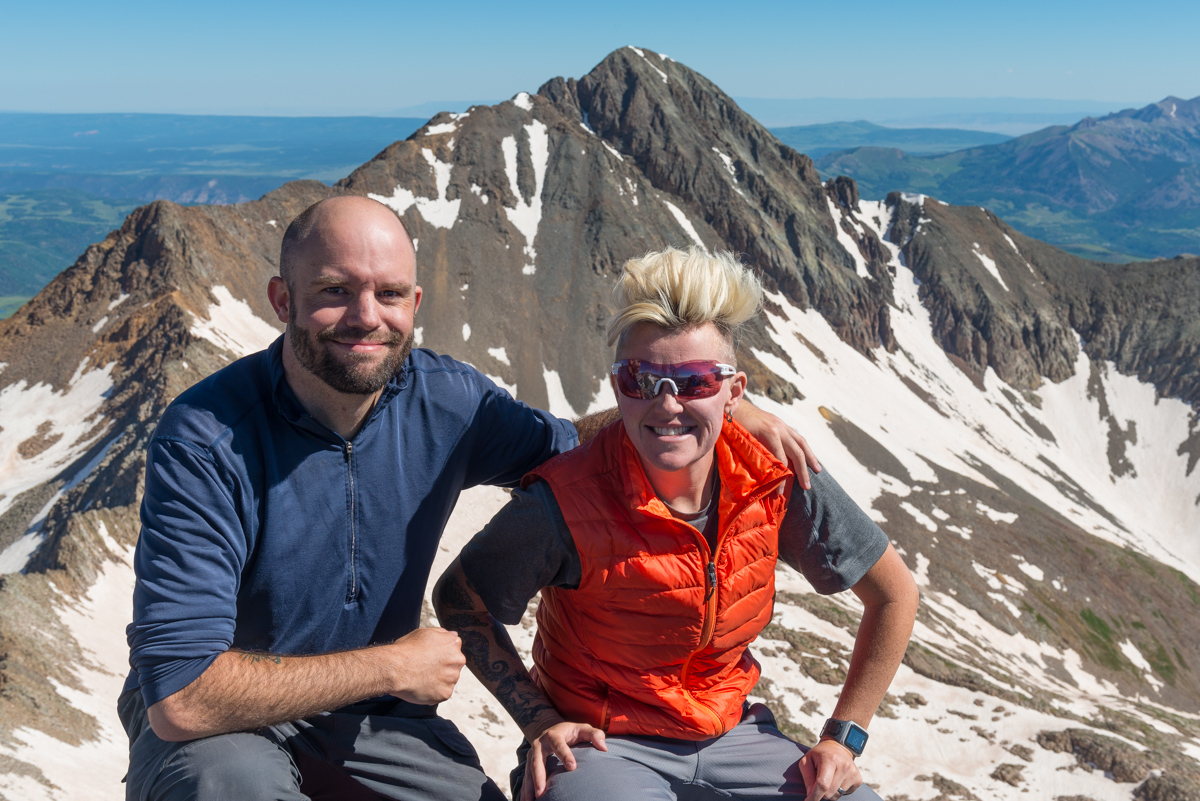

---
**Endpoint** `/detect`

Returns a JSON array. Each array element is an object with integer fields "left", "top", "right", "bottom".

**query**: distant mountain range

[
  {"left": 817, "top": 96, "right": 1200, "bottom": 261},
  {"left": 733, "top": 97, "right": 1134, "bottom": 134},
  {"left": 0, "top": 47, "right": 1197, "bottom": 800},
  {"left": 772, "top": 121, "right": 1009, "bottom": 160}
]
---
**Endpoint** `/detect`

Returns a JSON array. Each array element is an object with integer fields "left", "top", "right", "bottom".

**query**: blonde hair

[{"left": 606, "top": 247, "right": 762, "bottom": 359}]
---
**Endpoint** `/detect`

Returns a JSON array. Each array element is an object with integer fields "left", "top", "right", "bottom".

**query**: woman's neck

[{"left": 641, "top": 452, "right": 717, "bottom": 516}]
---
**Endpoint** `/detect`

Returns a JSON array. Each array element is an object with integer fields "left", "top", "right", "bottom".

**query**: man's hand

[
  {"left": 522, "top": 719, "right": 607, "bottom": 801},
  {"left": 799, "top": 739, "right": 863, "bottom": 801},
  {"left": 733, "top": 402, "right": 821, "bottom": 490},
  {"left": 386, "top": 626, "right": 466, "bottom": 705}
]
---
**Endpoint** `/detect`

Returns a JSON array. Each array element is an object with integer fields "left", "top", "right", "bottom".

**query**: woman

[{"left": 434, "top": 247, "right": 918, "bottom": 801}]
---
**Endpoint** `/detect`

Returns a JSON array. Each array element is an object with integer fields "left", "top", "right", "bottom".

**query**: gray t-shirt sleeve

[
  {"left": 459, "top": 480, "right": 581, "bottom": 625},
  {"left": 779, "top": 468, "right": 890, "bottom": 594}
]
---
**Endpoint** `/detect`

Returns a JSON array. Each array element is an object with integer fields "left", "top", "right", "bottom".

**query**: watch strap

[{"left": 820, "top": 717, "right": 868, "bottom": 757}]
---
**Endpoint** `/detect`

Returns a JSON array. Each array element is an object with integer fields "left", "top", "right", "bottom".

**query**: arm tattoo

[
  {"left": 437, "top": 570, "right": 477, "bottom": 611},
  {"left": 496, "top": 675, "right": 557, "bottom": 729},
  {"left": 435, "top": 563, "right": 558, "bottom": 731},
  {"left": 459, "top": 631, "right": 510, "bottom": 682},
  {"left": 238, "top": 652, "right": 283, "bottom": 665}
]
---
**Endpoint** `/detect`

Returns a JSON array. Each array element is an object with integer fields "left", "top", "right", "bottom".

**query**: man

[{"left": 121, "top": 196, "right": 817, "bottom": 800}]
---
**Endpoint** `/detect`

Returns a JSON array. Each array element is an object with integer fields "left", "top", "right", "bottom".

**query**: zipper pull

[
  {"left": 704, "top": 561, "right": 716, "bottom": 604},
  {"left": 344, "top": 442, "right": 353, "bottom": 461}
]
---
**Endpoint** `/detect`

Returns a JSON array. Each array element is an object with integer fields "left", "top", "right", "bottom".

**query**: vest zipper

[
  {"left": 344, "top": 440, "right": 358, "bottom": 602},
  {"left": 678, "top": 472, "right": 788, "bottom": 734},
  {"left": 600, "top": 685, "right": 612, "bottom": 730}
]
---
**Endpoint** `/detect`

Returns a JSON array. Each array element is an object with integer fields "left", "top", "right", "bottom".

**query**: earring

[{"left": 725, "top": 409, "right": 733, "bottom": 422}]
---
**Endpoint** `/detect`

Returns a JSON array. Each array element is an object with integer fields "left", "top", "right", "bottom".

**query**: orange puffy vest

[{"left": 523, "top": 419, "right": 791, "bottom": 740}]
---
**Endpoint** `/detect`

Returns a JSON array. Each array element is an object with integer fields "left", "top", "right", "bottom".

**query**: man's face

[{"left": 272, "top": 204, "right": 421, "bottom": 396}]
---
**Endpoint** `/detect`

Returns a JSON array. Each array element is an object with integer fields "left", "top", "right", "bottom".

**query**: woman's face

[{"left": 614, "top": 322, "right": 747, "bottom": 481}]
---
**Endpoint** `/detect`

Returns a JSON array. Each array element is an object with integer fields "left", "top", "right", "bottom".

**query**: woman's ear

[{"left": 725, "top": 371, "right": 748, "bottom": 418}]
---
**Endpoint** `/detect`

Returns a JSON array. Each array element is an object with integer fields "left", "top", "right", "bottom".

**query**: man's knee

[{"left": 132, "top": 731, "right": 304, "bottom": 801}]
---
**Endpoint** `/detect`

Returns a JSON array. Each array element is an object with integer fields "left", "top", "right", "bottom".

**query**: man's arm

[
  {"left": 434, "top": 559, "right": 605, "bottom": 800},
  {"left": 572, "top": 408, "right": 619, "bottom": 443},
  {"left": 798, "top": 544, "right": 918, "bottom": 801},
  {"left": 147, "top": 627, "right": 466, "bottom": 741},
  {"left": 573, "top": 402, "right": 821, "bottom": 488},
  {"left": 733, "top": 399, "right": 821, "bottom": 490}
]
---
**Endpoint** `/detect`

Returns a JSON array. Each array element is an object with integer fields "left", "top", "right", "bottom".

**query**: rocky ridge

[{"left": 0, "top": 47, "right": 1197, "bottom": 800}]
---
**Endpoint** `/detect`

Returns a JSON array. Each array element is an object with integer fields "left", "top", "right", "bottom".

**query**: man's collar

[{"left": 267, "top": 334, "right": 410, "bottom": 435}]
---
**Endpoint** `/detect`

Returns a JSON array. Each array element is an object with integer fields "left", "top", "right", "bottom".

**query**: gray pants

[
  {"left": 119, "top": 688, "right": 506, "bottom": 801},
  {"left": 512, "top": 705, "right": 883, "bottom": 801}
]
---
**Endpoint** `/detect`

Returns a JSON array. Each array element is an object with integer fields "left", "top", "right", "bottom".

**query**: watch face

[{"left": 844, "top": 725, "right": 869, "bottom": 754}]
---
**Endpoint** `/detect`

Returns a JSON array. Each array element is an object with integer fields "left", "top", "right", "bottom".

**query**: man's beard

[{"left": 288, "top": 318, "right": 414, "bottom": 395}]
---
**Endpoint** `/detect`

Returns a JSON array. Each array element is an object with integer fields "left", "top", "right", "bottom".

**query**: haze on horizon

[{"left": 2, "top": 0, "right": 1196, "bottom": 118}]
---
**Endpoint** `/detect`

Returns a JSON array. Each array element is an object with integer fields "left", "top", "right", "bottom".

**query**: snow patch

[
  {"left": 972, "top": 243, "right": 1009, "bottom": 291},
  {"left": 502, "top": 119, "right": 549, "bottom": 275},
  {"left": 512, "top": 92, "right": 533, "bottom": 112},
  {"left": 712, "top": 147, "right": 737, "bottom": 181},
  {"left": 601, "top": 141, "right": 624, "bottom": 162},
  {"left": 826, "top": 197, "right": 870, "bottom": 278},
  {"left": 106, "top": 293, "right": 129, "bottom": 311},
  {"left": 369, "top": 148, "right": 462, "bottom": 230},
  {"left": 0, "top": 361, "right": 116, "bottom": 523},
  {"left": 627, "top": 47, "right": 668, "bottom": 83},
  {"left": 414, "top": 327, "right": 424, "bottom": 346},
  {"left": 975, "top": 501, "right": 1018, "bottom": 524},
  {"left": 0, "top": 536, "right": 135, "bottom": 797},
  {"left": 1014, "top": 558, "right": 1044, "bottom": 581},
  {"left": 487, "top": 347, "right": 510, "bottom": 366},
  {"left": 462, "top": 323, "right": 471, "bottom": 342},
  {"left": 189, "top": 285, "right": 280, "bottom": 357},
  {"left": 900, "top": 502, "right": 938, "bottom": 532},
  {"left": 542, "top": 368, "right": 617, "bottom": 420},
  {"left": 662, "top": 200, "right": 706, "bottom": 249},
  {"left": 0, "top": 434, "right": 120, "bottom": 573},
  {"left": 91, "top": 316, "right": 108, "bottom": 333}
]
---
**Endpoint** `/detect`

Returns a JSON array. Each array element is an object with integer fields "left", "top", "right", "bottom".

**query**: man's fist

[{"left": 388, "top": 627, "right": 466, "bottom": 705}]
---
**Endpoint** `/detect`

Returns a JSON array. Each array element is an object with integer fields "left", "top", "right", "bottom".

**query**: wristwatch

[{"left": 820, "top": 718, "right": 869, "bottom": 757}]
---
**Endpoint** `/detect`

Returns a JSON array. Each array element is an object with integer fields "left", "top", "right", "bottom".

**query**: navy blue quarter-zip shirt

[{"left": 125, "top": 337, "right": 577, "bottom": 708}]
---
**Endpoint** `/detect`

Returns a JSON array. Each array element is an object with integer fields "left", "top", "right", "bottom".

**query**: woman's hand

[
  {"left": 522, "top": 719, "right": 608, "bottom": 800},
  {"left": 799, "top": 739, "right": 863, "bottom": 801}
]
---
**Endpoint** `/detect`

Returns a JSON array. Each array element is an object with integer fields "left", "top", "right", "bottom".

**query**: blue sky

[{"left": 2, "top": 0, "right": 1197, "bottom": 116}]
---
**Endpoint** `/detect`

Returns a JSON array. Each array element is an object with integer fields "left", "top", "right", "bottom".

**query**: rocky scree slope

[{"left": 0, "top": 46, "right": 1197, "bottom": 799}]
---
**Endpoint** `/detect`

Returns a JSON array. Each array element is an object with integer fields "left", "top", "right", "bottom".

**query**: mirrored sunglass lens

[{"left": 614, "top": 361, "right": 728, "bottom": 399}]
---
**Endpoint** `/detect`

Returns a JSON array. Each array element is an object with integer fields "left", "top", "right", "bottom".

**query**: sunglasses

[{"left": 611, "top": 359, "right": 736, "bottom": 400}]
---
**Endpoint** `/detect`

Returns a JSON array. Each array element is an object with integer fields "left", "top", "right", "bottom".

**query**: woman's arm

[
  {"left": 433, "top": 559, "right": 606, "bottom": 799},
  {"left": 798, "top": 543, "right": 919, "bottom": 801},
  {"left": 433, "top": 559, "right": 559, "bottom": 737}
]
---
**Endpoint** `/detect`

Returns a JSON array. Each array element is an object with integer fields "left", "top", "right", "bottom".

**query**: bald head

[{"left": 279, "top": 196, "right": 415, "bottom": 287}]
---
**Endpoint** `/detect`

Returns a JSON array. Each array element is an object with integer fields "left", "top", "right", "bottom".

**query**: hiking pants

[
  {"left": 118, "top": 687, "right": 506, "bottom": 801},
  {"left": 512, "top": 704, "right": 884, "bottom": 801}
]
